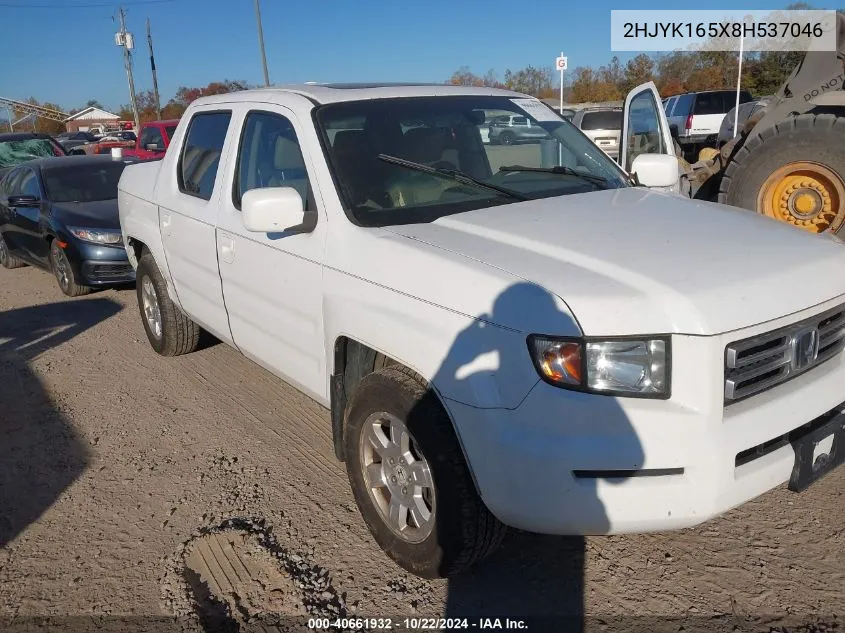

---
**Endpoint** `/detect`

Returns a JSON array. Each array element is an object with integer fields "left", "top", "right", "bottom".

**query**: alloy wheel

[
  {"left": 359, "top": 411, "right": 435, "bottom": 543},
  {"left": 141, "top": 276, "right": 163, "bottom": 340}
]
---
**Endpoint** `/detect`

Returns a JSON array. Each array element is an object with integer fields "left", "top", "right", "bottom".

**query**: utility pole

[
  {"left": 116, "top": 7, "right": 140, "bottom": 131},
  {"left": 254, "top": 0, "right": 270, "bottom": 87},
  {"left": 147, "top": 17, "right": 162, "bottom": 119}
]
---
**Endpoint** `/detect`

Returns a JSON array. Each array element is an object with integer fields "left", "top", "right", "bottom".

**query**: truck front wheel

[
  {"left": 344, "top": 365, "right": 505, "bottom": 578},
  {"left": 135, "top": 253, "right": 201, "bottom": 356},
  {"left": 718, "top": 113, "right": 845, "bottom": 234}
]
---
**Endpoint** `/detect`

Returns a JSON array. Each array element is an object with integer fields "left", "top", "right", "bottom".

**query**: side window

[
  {"left": 178, "top": 111, "right": 232, "bottom": 200},
  {"left": 0, "top": 169, "right": 17, "bottom": 195},
  {"left": 235, "top": 111, "right": 310, "bottom": 210},
  {"left": 19, "top": 170, "right": 41, "bottom": 198},
  {"left": 139, "top": 126, "right": 164, "bottom": 149},
  {"left": 674, "top": 94, "right": 693, "bottom": 116},
  {"left": 625, "top": 90, "right": 667, "bottom": 172},
  {"left": 693, "top": 93, "right": 724, "bottom": 116}
]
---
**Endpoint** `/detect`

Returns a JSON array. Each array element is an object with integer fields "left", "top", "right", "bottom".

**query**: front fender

[{"left": 323, "top": 268, "right": 541, "bottom": 410}]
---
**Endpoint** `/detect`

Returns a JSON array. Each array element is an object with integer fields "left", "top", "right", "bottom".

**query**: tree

[
  {"left": 120, "top": 80, "right": 250, "bottom": 124},
  {"left": 622, "top": 53, "right": 656, "bottom": 93},
  {"left": 503, "top": 65, "right": 554, "bottom": 97},
  {"left": 448, "top": 67, "right": 504, "bottom": 88},
  {"left": 449, "top": 66, "right": 483, "bottom": 86},
  {"left": 85, "top": 99, "right": 104, "bottom": 109}
]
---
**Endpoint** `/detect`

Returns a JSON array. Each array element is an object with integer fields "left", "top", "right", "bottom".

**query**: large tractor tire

[{"left": 718, "top": 113, "right": 845, "bottom": 234}]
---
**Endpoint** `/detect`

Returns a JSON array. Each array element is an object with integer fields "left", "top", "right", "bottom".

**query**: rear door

[
  {"left": 579, "top": 110, "right": 623, "bottom": 161},
  {"left": 689, "top": 92, "right": 731, "bottom": 137},
  {"left": 155, "top": 107, "right": 236, "bottom": 343},
  {"left": 620, "top": 81, "right": 679, "bottom": 193}
]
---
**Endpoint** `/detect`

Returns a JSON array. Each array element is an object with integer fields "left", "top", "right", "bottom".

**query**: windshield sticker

[{"left": 510, "top": 98, "right": 562, "bottom": 123}]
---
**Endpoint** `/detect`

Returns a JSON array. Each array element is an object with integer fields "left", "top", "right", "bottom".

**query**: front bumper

[
  {"left": 81, "top": 260, "right": 135, "bottom": 285},
  {"left": 66, "top": 239, "right": 135, "bottom": 285},
  {"left": 445, "top": 300, "right": 845, "bottom": 535}
]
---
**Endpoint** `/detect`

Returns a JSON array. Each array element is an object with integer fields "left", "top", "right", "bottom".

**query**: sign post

[
  {"left": 733, "top": 34, "right": 744, "bottom": 139},
  {"left": 555, "top": 53, "right": 568, "bottom": 115}
]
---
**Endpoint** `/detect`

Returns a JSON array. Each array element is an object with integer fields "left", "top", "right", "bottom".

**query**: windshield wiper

[
  {"left": 377, "top": 154, "right": 528, "bottom": 201},
  {"left": 499, "top": 164, "right": 608, "bottom": 186}
]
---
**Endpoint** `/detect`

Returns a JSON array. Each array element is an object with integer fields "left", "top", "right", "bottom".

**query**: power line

[{"left": 0, "top": 0, "right": 176, "bottom": 8}]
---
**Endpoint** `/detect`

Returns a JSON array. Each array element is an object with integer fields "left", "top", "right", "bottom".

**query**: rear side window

[
  {"left": 178, "top": 111, "right": 232, "bottom": 200},
  {"left": 580, "top": 110, "right": 622, "bottom": 131},
  {"left": 693, "top": 92, "right": 727, "bottom": 115},
  {"left": 673, "top": 94, "right": 694, "bottom": 116}
]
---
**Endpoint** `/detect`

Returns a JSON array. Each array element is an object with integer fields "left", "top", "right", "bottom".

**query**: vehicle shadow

[
  {"left": 0, "top": 298, "right": 122, "bottom": 548},
  {"left": 421, "top": 282, "right": 644, "bottom": 631}
]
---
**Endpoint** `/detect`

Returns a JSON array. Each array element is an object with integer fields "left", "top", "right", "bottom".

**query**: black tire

[
  {"left": 500, "top": 132, "right": 516, "bottom": 145},
  {"left": 50, "top": 240, "right": 91, "bottom": 297},
  {"left": 718, "top": 114, "right": 845, "bottom": 233},
  {"left": 344, "top": 365, "right": 505, "bottom": 579},
  {"left": 0, "top": 233, "right": 25, "bottom": 269},
  {"left": 135, "top": 252, "right": 201, "bottom": 356}
]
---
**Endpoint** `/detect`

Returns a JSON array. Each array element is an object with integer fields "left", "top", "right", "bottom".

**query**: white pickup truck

[{"left": 118, "top": 82, "right": 845, "bottom": 579}]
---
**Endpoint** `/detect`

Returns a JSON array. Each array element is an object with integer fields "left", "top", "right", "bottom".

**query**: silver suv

[
  {"left": 487, "top": 114, "right": 550, "bottom": 145},
  {"left": 571, "top": 108, "right": 623, "bottom": 162}
]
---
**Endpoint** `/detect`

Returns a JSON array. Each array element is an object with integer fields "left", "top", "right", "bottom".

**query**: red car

[{"left": 123, "top": 120, "right": 180, "bottom": 160}]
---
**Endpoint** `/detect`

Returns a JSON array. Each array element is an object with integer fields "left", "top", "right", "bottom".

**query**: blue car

[{"left": 0, "top": 155, "right": 135, "bottom": 296}]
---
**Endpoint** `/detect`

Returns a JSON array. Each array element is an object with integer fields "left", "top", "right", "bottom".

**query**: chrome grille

[{"left": 725, "top": 304, "right": 845, "bottom": 403}]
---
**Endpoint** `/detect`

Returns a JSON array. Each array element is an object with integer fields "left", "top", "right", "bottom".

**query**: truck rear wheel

[
  {"left": 135, "top": 253, "right": 201, "bottom": 356},
  {"left": 344, "top": 365, "right": 505, "bottom": 578},
  {"left": 718, "top": 114, "right": 845, "bottom": 234}
]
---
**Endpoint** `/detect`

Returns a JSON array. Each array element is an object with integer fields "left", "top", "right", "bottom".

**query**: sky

[{"left": 0, "top": 0, "right": 830, "bottom": 115}]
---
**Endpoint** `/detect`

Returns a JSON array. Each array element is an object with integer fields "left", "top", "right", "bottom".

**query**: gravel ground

[{"left": 0, "top": 265, "right": 843, "bottom": 633}]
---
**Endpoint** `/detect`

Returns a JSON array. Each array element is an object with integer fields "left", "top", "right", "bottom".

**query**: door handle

[
  {"left": 218, "top": 234, "right": 235, "bottom": 264},
  {"left": 160, "top": 211, "right": 172, "bottom": 236}
]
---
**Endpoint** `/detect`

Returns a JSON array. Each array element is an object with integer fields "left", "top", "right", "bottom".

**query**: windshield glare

[
  {"left": 43, "top": 162, "right": 127, "bottom": 203},
  {"left": 315, "top": 96, "right": 628, "bottom": 226},
  {"left": 0, "top": 139, "right": 64, "bottom": 168}
]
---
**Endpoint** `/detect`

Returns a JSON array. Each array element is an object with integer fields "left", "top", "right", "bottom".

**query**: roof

[
  {"left": 0, "top": 132, "right": 57, "bottom": 141},
  {"left": 64, "top": 106, "right": 120, "bottom": 122},
  {"left": 143, "top": 119, "right": 180, "bottom": 126},
  {"left": 190, "top": 82, "right": 527, "bottom": 107},
  {"left": 19, "top": 155, "right": 132, "bottom": 171}
]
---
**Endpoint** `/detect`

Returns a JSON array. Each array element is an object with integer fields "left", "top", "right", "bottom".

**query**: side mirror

[
  {"left": 8, "top": 194, "right": 40, "bottom": 207},
  {"left": 242, "top": 187, "right": 308, "bottom": 234},
  {"left": 630, "top": 153, "right": 679, "bottom": 188},
  {"left": 669, "top": 124, "right": 679, "bottom": 140},
  {"left": 145, "top": 143, "right": 161, "bottom": 151}
]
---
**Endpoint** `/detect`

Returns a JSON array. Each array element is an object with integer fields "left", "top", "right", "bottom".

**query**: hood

[
  {"left": 51, "top": 199, "right": 120, "bottom": 230},
  {"left": 384, "top": 187, "right": 845, "bottom": 336}
]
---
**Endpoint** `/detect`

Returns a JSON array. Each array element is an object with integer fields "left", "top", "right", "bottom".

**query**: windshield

[
  {"left": 165, "top": 125, "right": 178, "bottom": 140},
  {"left": 0, "top": 139, "right": 64, "bottom": 168},
  {"left": 43, "top": 161, "right": 127, "bottom": 203},
  {"left": 315, "top": 95, "right": 628, "bottom": 227}
]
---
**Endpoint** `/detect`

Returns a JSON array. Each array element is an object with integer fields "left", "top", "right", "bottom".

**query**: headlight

[
  {"left": 67, "top": 227, "right": 123, "bottom": 245},
  {"left": 528, "top": 335, "right": 670, "bottom": 398}
]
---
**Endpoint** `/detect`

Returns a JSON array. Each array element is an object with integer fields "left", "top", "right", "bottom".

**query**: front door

[
  {"left": 156, "top": 108, "right": 235, "bottom": 343},
  {"left": 215, "top": 106, "right": 328, "bottom": 402},
  {"left": 621, "top": 81, "right": 679, "bottom": 193},
  {"left": 12, "top": 168, "right": 49, "bottom": 263}
]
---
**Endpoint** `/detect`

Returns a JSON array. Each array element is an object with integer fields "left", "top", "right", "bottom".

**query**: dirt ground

[{"left": 0, "top": 265, "right": 842, "bottom": 633}]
